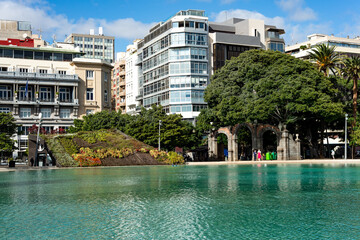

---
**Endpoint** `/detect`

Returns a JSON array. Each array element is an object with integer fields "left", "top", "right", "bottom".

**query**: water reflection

[{"left": 0, "top": 164, "right": 360, "bottom": 239}]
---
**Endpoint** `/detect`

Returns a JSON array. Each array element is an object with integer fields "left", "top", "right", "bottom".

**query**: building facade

[
  {"left": 72, "top": 58, "right": 112, "bottom": 117},
  {"left": 209, "top": 18, "right": 285, "bottom": 72},
  {"left": 65, "top": 28, "right": 115, "bottom": 63},
  {"left": 125, "top": 40, "right": 140, "bottom": 114},
  {"left": 111, "top": 54, "right": 126, "bottom": 113},
  {"left": 285, "top": 34, "right": 360, "bottom": 59},
  {"left": 0, "top": 42, "right": 81, "bottom": 159},
  {"left": 136, "top": 10, "right": 209, "bottom": 123}
]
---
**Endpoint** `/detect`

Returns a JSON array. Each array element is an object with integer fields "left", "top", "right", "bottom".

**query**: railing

[
  {"left": 39, "top": 98, "right": 55, "bottom": 102},
  {"left": 0, "top": 96, "right": 12, "bottom": 101},
  {"left": 0, "top": 71, "right": 78, "bottom": 80},
  {"left": 18, "top": 97, "right": 36, "bottom": 102},
  {"left": 59, "top": 99, "right": 73, "bottom": 103}
]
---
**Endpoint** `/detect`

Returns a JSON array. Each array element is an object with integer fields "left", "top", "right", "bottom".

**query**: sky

[{"left": 1, "top": 0, "right": 360, "bottom": 53}]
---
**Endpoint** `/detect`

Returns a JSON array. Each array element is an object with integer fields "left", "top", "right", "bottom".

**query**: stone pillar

[
  {"left": 277, "top": 129, "right": 289, "bottom": 160},
  {"left": 228, "top": 134, "right": 233, "bottom": 161},
  {"left": 208, "top": 133, "right": 218, "bottom": 160},
  {"left": 233, "top": 135, "right": 238, "bottom": 161}
]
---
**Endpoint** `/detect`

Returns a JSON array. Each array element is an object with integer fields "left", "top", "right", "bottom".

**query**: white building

[
  {"left": 0, "top": 42, "right": 81, "bottom": 159},
  {"left": 136, "top": 10, "right": 209, "bottom": 123},
  {"left": 285, "top": 34, "right": 360, "bottom": 59},
  {"left": 125, "top": 40, "right": 140, "bottom": 114}
]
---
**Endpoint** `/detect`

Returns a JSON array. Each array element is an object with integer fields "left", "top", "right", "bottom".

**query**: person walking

[
  {"left": 331, "top": 149, "right": 335, "bottom": 159},
  {"left": 253, "top": 149, "right": 257, "bottom": 161},
  {"left": 257, "top": 149, "right": 262, "bottom": 161}
]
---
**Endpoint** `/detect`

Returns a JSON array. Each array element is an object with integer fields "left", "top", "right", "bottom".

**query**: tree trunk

[
  {"left": 319, "top": 120, "right": 324, "bottom": 159},
  {"left": 352, "top": 77, "right": 358, "bottom": 159}
]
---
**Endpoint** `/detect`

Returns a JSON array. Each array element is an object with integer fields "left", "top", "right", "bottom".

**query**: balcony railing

[
  {"left": 0, "top": 71, "right": 78, "bottom": 81},
  {"left": 39, "top": 98, "right": 55, "bottom": 102},
  {"left": 0, "top": 96, "right": 12, "bottom": 101},
  {"left": 59, "top": 98, "right": 73, "bottom": 103},
  {"left": 18, "top": 97, "right": 36, "bottom": 102}
]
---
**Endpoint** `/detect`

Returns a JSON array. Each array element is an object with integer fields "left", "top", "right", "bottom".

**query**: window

[
  {"left": 3, "top": 49, "right": 13, "bottom": 58},
  {"left": 14, "top": 50, "right": 23, "bottom": 58},
  {"left": 60, "top": 109, "right": 71, "bottom": 118},
  {"left": 0, "top": 67, "right": 8, "bottom": 72},
  {"left": 20, "top": 108, "right": 31, "bottom": 118},
  {"left": 40, "top": 108, "right": 51, "bottom": 118},
  {"left": 40, "top": 87, "right": 52, "bottom": 101},
  {"left": 86, "top": 109, "right": 93, "bottom": 115},
  {"left": 0, "top": 107, "right": 10, "bottom": 113},
  {"left": 19, "top": 68, "right": 28, "bottom": 73},
  {"left": 86, "top": 70, "right": 94, "bottom": 79},
  {"left": 86, "top": 88, "right": 94, "bottom": 100},
  {"left": 24, "top": 51, "right": 33, "bottom": 59},
  {"left": 18, "top": 126, "right": 30, "bottom": 135},
  {"left": 58, "top": 70, "right": 66, "bottom": 75},
  {"left": 44, "top": 52, "right": 52, "bottom": 60},
  {"left": 104, "top": 90, "right": 108, "bottom": 102},
  {"left": 34, "top": 51, "right": 43, "bottom": 60},
  {"left": 39, "top": 69, "right": 48, "bottom": 74},
  {"left": 19, "top": 86, "right": 33, "bottom": 100},
  {"left": 0, "top": 86, "right": 11, "bottom": 100},
  {"left": 59, "top": 87, "right": 71, "bottom": 102},
  {"left": 104, "top": 72, "right": 108, "bottom": 82}
]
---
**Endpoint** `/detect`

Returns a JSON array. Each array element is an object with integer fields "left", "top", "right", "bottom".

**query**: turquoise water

[{"left": 0, "top": 164, "right": 360, "bottom": 239}]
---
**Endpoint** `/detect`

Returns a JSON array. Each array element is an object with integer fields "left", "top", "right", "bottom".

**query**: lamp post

[
  {"left": 158, "top": 120, "right": 162, "bottom": 151},
  {"left": 345, "top": 113, "right": 348, "bottom": 160},
  {"left": 34, "top": 113, "right": 42, "bottom": 166}
]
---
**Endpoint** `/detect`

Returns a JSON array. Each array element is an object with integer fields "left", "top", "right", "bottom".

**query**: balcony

[
  {"left": 0, "top": 71, "right": 78, "bottom": 81},
  {"left": 0, "top": 96, "right": 12, "bottom": 101},
  {"left": 135, "top": 95, "right": 143, "bottom": 101},
  {"left": 39, "top": 98, "right": 55, "bottom": 103}
]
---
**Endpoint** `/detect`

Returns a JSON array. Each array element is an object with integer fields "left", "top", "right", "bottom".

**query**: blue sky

[{"left": 1, "top": 0, "right": 360, "bottom": 53}]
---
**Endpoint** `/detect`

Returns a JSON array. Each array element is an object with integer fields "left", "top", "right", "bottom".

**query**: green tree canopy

[
  {"left": 68, "top": 106, "right": 201, "bottom": 151},
  {"left": 0, "top": 113, "right": 18, "bottom": 152},
  {"left": 202, "top": 49, "right": 344, "bottom": 129}
]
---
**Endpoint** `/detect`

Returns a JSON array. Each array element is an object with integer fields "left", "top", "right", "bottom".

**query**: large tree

[
  {"left": 0, "top": 113, "right": 18, "bottom": 154},
  {"left": 341, "top": 56, "right": 360, "bottom": 157},
  {"left": 201, "top": 49, "right": 344, "bottom": 157},
  {"left": 309, "top": 43, "right": 342, "bottom": 76}
]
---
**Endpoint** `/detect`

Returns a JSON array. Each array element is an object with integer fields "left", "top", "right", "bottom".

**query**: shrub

[
  {"left": 166, "top": 151, "right": 185, "bottom": 165},
  {"left": 59, "top": 137, "right": 78, "bottom": 156},
  {"left": 47, "top": 137, "right": 78, "bottom": 167}
]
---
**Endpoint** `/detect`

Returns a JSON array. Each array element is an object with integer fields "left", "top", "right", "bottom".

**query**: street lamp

[
  {"left": 34, "top": 113, "right": 42, "bottom": 166},
  {"left": 345, "top": 113, "right": 348, "bottom": 160},
  {"left": 158, "top": 120, "right": 162, "bottom": 151}
]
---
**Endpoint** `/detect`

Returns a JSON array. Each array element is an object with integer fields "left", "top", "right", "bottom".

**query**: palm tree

[
  {"left": 309, "top": 43, "right": 342, "bottom": 158},
  {"left": 342, "top": 56, "right": 360, "bottom": 158},
  {"left": 309, "top": 43, "right": 342, "bottom": 76}
]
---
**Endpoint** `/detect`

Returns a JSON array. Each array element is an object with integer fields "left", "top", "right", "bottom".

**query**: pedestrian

[
  {"left": 331, "top": 149, "right": 335, "bottom": 159},
  {"left": 253, "top": 149, "right": 257, "bottom": 161},
  {"left": 257, "top": 149, "right": 262, "bottom": 161},
  {"left": 30, "top": 158, "right": 34, "bottom": 166}
]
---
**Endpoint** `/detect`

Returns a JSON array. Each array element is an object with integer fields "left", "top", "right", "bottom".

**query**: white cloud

[
  {"left": 276, "top": 0, "right": 316, "bottom": 22},
  {"left": 211, "top": 9, "right": 285, "bottom": 28},
  {"left": 0, "top": 0, "right": 155, "bottom": 42},
  {"left": 283, "top": 22, "right": 333, "bottom": 45},
  {"left": 221, "top": 0, "right": 236, "bottom": 4}
]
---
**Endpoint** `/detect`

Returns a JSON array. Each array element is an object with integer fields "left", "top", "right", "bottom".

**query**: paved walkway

[{"left": 187, "top": 159, "right": 360, "bottom": 165}]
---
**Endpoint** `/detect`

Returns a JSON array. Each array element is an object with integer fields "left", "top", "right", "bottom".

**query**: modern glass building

[
  {"left": 65, "top": 29, "right": 115, "bottom": 63},
  {"left": 136, "top": 10, "right": 209, "bottom": 123}
]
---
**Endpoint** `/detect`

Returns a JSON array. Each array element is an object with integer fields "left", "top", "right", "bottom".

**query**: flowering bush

[
  {"left": 166, "top": 151, "right": 185, "bottom": 165},
  {"left": 72, "top": 147, "right": 134, "bottom": 162},
  {"left": 73, "top": 154, "right": 101, "bottom": 167},
  {"left": 149, "top": 149, "right": 168, "bottom": 162}
]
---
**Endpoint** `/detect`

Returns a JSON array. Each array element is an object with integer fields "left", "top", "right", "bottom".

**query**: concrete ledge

[{"left": 187, "top": 159, "right": 360, "bottom": 166}]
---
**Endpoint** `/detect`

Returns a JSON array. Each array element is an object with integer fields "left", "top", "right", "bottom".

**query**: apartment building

[
  {"left": 136, "top": 10, "right": 209, "bottom": 123},
  {"left": 0, "top": 40, "right": 81, "bottom": 159},
  {"left": 285, "top": 34, "right": 360, "bottom": 59},
  {"left": 73, "top": 58, "right": 112, "bottom": 117},
  {"left": 209, "top": 18, "right": 285, "bottom": 72},
  {"left": 111, "top": 53, "right": 126, "bottom": 113},
  {"left": 125, "top": 40, "right": 140, "bottom": 114},
  {"left": 65, "top": 28, "right": 115, "bottom": 63}
]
